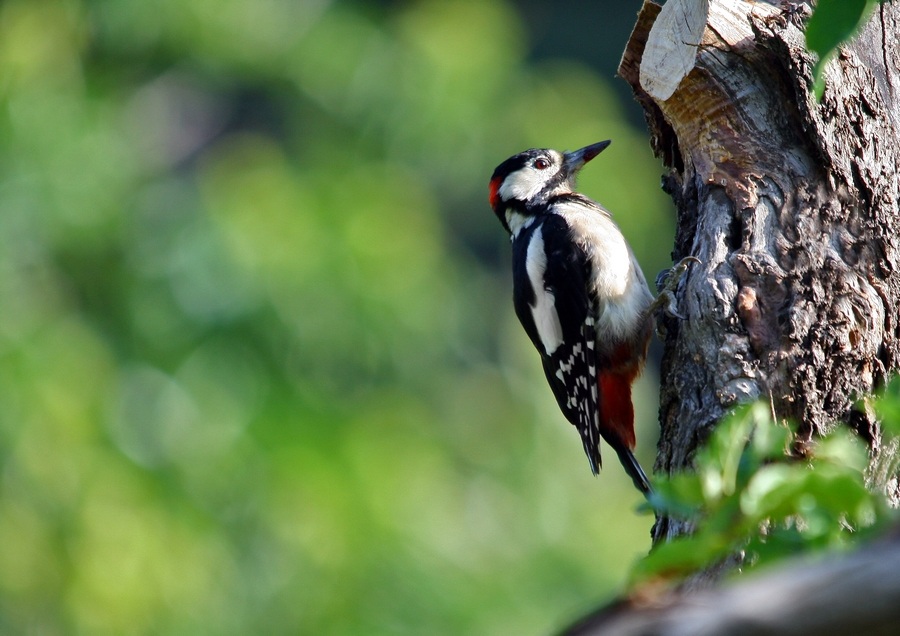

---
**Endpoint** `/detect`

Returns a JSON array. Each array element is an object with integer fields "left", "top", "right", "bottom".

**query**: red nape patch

[
  {"left": 597, "top": 372, "right": 636, "bottom": 449},
  {"left": 488, "top": 176, "right": 502, "bottom": 210}
]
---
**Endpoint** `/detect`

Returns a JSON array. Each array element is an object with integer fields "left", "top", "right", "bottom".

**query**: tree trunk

[{"left": 617, "top": 0, "right": 900, "bottom": 550}]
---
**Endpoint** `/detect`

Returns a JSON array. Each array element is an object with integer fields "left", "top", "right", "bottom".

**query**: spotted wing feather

[
  {"left": 541, "top": 318, "right": 602, "bottom": 474},
  {"left": 511, "top": 215, "right": 603, "bottom": 474}
]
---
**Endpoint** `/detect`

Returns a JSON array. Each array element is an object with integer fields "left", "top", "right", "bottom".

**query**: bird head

[{"left": 488, "top": 140, "right": 611, "bottom": 232}]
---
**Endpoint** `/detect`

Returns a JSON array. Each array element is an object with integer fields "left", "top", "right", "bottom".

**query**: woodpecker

[{"left": 489, "top": 140, "right": 654, "bottom": 495}]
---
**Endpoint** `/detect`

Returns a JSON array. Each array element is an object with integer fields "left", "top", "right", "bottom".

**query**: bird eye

[{"left": 533, "top": 158, "right": 550, "bottom": 170}]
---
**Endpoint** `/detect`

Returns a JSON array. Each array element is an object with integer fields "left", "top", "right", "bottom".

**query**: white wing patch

[{"left": 525, "top": 225, "right": 563, "bottom": 356}]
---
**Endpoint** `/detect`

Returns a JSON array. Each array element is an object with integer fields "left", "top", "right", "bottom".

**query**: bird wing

[{"left": 512, "top": 214, "right": 603, "bottom": 474}]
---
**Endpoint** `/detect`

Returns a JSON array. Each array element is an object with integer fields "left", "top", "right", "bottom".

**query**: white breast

[{"left": 553, "top": 201, "right": 653, "bottom": 343}]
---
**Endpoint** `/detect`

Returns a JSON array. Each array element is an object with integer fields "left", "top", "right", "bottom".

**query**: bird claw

[
  {"left": 658, "top": 293, "right": 684, "bottom": 320},
  {"left": 651, "top": 256, "right": 700, "bottom": 321},
  {"left": 657, "top": 256, "right": 700, "bottom": 290}
]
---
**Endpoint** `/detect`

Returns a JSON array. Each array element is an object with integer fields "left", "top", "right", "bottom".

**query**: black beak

[{"left": 563, "top": 140, "right": 611, "bottom": 174}]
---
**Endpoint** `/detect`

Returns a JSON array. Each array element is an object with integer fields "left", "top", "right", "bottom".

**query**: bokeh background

[{"left": 0, "top": 0, "right": 674, "bottom": 633}]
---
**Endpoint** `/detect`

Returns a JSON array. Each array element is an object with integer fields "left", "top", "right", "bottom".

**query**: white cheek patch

[
  {"left": 498, "top": 167, "right": 545, "bottom": 203},
  {"left": 525, "top": 225, "right": 563, "bottom": 356}
]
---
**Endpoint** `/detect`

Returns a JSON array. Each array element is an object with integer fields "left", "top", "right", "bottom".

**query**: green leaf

[
  {"left": 631, "top": 392, "right": 900, "bottom": 587},
  {"left": 805, "top": 0, "right": 875, "bottom": 55},
  {"left": 748, "top": 414, "right": 791, "bottom": 462},
  {"left": 805, "top": 0, "right": 878, "bottom": 98},
  {"left": 802, "top": 469, "right": 870, "bottom": 518},
  {"left": 874, "top": 376, "right": 900, "bottom": 437},
  {"left": 740, "top": 464, "right": 806, "bottom": 520},
  {"left": 631, "top": 533, "right": 729, "bottom": 583},
  {"left": 746, "top": 526, "right": 807, "bottom": 568},
  {"left": 646, "top": 473, "right": 706, "bottom": 518},
  {"left": 812, "top": 428, "right": 868, "bottom": 473},
  {"left": 697, "top": 405, "right": 757, "bottom": 500}
]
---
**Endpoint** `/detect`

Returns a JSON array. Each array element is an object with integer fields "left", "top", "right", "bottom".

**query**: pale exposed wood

[{"left": 640, "top": 0, "right": 710, "bottom": 101}]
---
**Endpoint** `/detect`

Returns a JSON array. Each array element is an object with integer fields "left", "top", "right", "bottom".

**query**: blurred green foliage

[
  {"left": 0, "top": 0, "right": 674, "bottom": 633},
  {"left": 634, "top": 391, "right": 899, "bottom": 586}
]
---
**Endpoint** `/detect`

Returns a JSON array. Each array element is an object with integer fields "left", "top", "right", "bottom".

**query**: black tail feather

[
  {"left": 581, "top": 436, "right": 601, "bottom": 476},
  {"left": 612, "top": 445, "right": 653, "bottom": 496}
]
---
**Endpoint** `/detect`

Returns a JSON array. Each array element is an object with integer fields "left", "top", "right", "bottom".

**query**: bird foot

[{"left": 651, "top": 256, "right": 700, "bottom": 320}]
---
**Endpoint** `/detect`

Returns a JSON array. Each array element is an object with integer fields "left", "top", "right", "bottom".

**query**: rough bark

[{"left": 617, "top": 0, "right": 900, "bottom": 549}]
